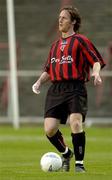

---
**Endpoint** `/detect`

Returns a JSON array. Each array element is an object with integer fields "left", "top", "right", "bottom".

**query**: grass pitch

[{"left": 0, "top": 125, "right": 112, "bottom": 180}]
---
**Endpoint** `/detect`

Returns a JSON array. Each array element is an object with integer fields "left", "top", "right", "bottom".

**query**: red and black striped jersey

[{"left": 44, "top": 34, "right": 106, "bottom": 82}]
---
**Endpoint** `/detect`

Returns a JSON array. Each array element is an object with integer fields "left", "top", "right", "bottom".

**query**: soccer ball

[{"left": 40, "top": 152, "right": 62, "bottom": 172}]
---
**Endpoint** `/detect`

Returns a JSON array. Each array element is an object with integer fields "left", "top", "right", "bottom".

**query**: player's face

[{"left": 59, "top": 10, "right": 73, "bottom": 33}]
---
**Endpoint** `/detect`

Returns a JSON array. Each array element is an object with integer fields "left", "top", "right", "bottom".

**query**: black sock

[
  {"left": 62, "top": 148, "right": 72, "bottom": 158},
  {"left": 46, "top": 130, "right": 66, "bottom": 153},
  {"left": 71, "top": 131, "right": 86, "bottom": 162}
]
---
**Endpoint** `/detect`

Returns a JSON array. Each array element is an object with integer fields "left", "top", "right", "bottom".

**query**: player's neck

[{"left": 61, "top": 30, "right": 75, "bottom": 39}]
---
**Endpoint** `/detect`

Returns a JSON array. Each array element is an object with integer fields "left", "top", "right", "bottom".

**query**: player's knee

[
  {"left": 44, "top": 126, "right": 57, "bottom": 137},
  {"left": 72, "top": 119, "right": 80, "bottom": 128},
  {"left": 44, "top": 118, "right": 59, "bottom": 137},
  {"left": 74, "top": 120, "right": 82, "bottom": 131},
  {"left": 70, "top": 114, "right": 83, "bottom": 133}
]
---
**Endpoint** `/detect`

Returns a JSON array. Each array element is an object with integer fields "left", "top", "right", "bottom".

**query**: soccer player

[{"left": 32, "top": 6, "right": 105, "bottom": 172}]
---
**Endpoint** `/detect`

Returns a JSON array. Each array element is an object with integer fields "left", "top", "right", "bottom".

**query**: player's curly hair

[{"left": 60, "top": 6, "right": 81, "bottom": 33}]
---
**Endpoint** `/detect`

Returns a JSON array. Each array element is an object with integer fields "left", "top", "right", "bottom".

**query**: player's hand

[
  {"left": 91, "top": 72, "right": 102, "bottom": 86},
  {"left": 32, "top": 81, "right": 41, "bottom": 94}
]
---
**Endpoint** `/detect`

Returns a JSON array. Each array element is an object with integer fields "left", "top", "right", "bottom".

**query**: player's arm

[
  {"left": 77, "top": 36, "right": 105, "bottom": 85},
  {"left": 77, "top": 35, "right": 106, "bottom": 69},
  {"left": 91, "top": 62, "right": 102, "bottom": 86},
  {"left": 32, "top": 71, "right": 50, "bottom": 94},
  {"left": 32, "top": 45, "right": 52, "bottom": 94}
]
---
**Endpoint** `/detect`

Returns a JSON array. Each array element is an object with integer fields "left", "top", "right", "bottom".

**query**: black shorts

[{"left": 44, "top": 80, "right": 88, "bottom": 124}]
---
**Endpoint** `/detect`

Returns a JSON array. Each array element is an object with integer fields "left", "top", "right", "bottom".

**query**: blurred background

[{"left": 0, "top": 0, "right": 112, "bottom": 128}]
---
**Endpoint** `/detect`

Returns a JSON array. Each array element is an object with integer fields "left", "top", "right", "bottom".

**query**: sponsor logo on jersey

[{"left": 51, "top": 55, "right": 73, "bottom": 64}]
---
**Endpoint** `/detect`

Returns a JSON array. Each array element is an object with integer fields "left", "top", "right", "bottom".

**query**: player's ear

[{"left": 72, "top": 20, "right": 76, "bottom": 25}]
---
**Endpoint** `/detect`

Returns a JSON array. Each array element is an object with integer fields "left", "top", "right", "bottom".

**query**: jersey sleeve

[
  {"left": 43, "top": 45, "right": 53, "bottom": 74},
  {"left": 76, "top": 35, "right": 106, "bottom": 68},
  {"left": 43, "top": 52, "right": 50, "bottom": 74}
]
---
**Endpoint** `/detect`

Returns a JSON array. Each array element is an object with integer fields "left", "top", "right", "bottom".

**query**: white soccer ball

[{"left": 40, "top": 152, "right": 62, "bottom": 172}]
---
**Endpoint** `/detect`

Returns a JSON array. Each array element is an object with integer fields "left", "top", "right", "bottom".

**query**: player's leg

[
  {"left": 44, "top": 117, "right": 73, "bottom": 171},
  {"left": 69, "top": 113, "right": 86, "bottom": 172},
  {"left": 44, "top": 117, "right": 68, "bottom": 153}
]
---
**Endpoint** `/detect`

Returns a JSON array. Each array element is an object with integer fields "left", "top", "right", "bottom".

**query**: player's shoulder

[
  {"left": 50, "top": 38, "right": 60, "bottom": 48},
  {"left": 75, "top": 33, "right": 90, "bottom": 42},
  {"left": 75, "top": 33, "right": 93, "bottom": 47}
]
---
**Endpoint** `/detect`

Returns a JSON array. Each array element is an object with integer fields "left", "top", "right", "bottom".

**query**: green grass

[{"left": 0, "top": 125, "right": 112, "bottom": 180}]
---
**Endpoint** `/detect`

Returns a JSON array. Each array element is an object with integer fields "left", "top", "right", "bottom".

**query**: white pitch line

[{"left": 0, "top": 136, "right": 112, "bottom": 143}]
